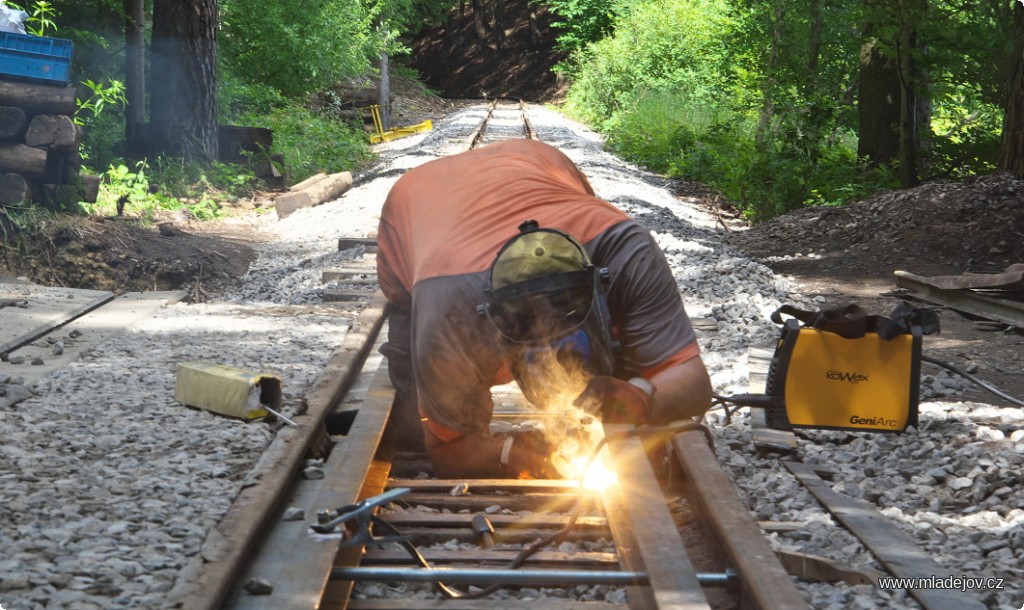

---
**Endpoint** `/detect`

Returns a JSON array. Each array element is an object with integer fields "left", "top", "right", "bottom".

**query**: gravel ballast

[{"left": 0, "top": 104, "right": 1021, "bottom": 610}]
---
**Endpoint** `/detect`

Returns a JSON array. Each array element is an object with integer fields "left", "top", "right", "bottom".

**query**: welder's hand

[
  {"left": 573, "top": 376, "right": 653, "bottom": 424},
  {"left": 503, "top": 429, "right": 561, "bottom": 479}
]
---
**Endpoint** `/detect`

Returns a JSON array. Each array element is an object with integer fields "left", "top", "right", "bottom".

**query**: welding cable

[
  {"left": 707, "top": 393, "right": 737, "bottom": 425},
  {"left": 922, "top": 355, "right": 1024, "bottom": 407}
]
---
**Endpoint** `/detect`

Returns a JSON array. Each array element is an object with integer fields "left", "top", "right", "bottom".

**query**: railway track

[
  {"left": 4, "top": 101, "right": 999, "bottom": 610},
  {"left": 167, "top": 101, "right": 814, "bottom": 610}
]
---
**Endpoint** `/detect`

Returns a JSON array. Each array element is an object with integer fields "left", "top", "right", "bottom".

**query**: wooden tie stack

[{"left": 0, "top": 77, "right": 98, "bottom": 208}]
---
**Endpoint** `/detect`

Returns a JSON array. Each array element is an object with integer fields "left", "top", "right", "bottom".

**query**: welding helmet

[{"left": 478, "top": 220, "right": 616, "bottom": 407}]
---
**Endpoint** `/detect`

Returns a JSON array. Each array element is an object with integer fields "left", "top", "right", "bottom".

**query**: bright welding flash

[{"left": 549, "top": 413, "right": 618, "bottom": 490}]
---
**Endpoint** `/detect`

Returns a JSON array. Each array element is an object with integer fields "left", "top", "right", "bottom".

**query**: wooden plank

[
  {"left": 0, "top": 290, "right": 186, "bottom": 384},
  {"left": 322, "top": 274, "right": 378, "bottom": 285},
  {"left": 775, "top": 550, "right": 884, "bottom": 586},
  {"left": 172, "top": 292, "right": 388, "bottom": 610},
  {"left": 322, "top": 289, "right": 376, "bottom": 303},
  {"left": 222, "top": 340, "right": 395, "bottom": 609},
  {"left": 0, "top": 283, "right": 114, "bottom": 358},
  {"left": 602, "top": 423, "right": 711, "bottom": 610},
  {"left": 321, "top": 267, "right": 378, "bottom": 278},
  {"left": 895, "top": 269, "right": 1024, "bottom": 328},
  {"left": 749, "top": 346, "right": 798, "bottom": 453},
  {"left": 783, "top": 461, "right": 988, "bottom": 610},
  {"left": 337, "top": 236, "right": 378, "bottom": 253},
  {"left": 690, "top": 317, "right": 718, "bottom": 333},
  {"left": 671, "top": 430, "right": 807, "bottom": 610}
]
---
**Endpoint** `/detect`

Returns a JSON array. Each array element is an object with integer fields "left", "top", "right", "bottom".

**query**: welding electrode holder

[{"left": 311, "top": 487, "right": 412, "bottom": 547}]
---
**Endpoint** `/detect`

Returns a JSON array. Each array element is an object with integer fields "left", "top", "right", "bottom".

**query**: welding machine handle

[
  {"left": 771, "top": 303, "right": 939, "bottom": 340},
  {"left": 770, "top": 304, "right": 872, "bottom": 339}
]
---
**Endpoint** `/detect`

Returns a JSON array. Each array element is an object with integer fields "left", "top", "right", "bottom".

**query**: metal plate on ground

[
  {"left": 0, "top": 282, "right": 114, "bottom": 357},
  {"left": 0, "top": 290, "right": 186, "bottom": 384}
]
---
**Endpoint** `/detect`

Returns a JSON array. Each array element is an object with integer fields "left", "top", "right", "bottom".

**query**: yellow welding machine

[{"left": 764, "top": 303, "right": 939, "bottom": 433}]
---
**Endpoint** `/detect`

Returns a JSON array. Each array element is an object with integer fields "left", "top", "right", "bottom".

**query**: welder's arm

[
  {"left": 575, "top": 356, "right": 712, "bottom": 424},
  {"left": 647, "top": 355, "right": 713, "bottom": 423},
  {"left": 425, "top": 428, "right": 556, "bottom": 479}
]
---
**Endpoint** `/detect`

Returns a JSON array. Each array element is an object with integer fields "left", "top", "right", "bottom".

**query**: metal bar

[
  {"left": 519, "top": 100, "right": 536, "bottom": 140},
  {"left": 186, "top": 293, "right": 388, "bottom": 610},
  {"left": 602, "top": 423, "right": 712, "bottom": 609},
  {"left": 894, "top": 270, "right": 1024, "bottom": 328},
  {"left": 462, "top": 100, "right": 497, "bottom": 152},
  {"left": 223, "top": 335, "right": 395, "bottom": 609},
  {"left": 671, "top": 430, "right": 808, "bottom": 610},
  {"left": 330, "top": 566, "right": 735, "bottom": 588},
  {"left": 784, "top": 461, "right": 988, "bottom": 610}
]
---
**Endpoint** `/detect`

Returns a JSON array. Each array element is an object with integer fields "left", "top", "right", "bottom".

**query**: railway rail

[{"left": 167, "top": 101, "right": 814, "bottom": 610}]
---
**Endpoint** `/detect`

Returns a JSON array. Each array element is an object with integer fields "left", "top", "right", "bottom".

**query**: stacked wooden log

[
  {"left": 0, "top": 78, "right": 98, "bottom": 208},
  {"left": 274, "top": 171, "right": 353, "bottom": 219}
]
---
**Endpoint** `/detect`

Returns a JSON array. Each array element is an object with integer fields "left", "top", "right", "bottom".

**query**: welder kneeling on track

[{"left": 375, "top": 139, "right": 712, "bottom": 479}]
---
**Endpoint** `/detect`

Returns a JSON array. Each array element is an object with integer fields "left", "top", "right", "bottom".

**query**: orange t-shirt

[
  {"left": 377, "top": 139, "right": 629, "bottom": 296},
  {"left": 376, "top": 140, "right": 699, "bottom": 439}
]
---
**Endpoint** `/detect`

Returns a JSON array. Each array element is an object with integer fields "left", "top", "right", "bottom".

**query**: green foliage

[
  {"left": 563, "top": 0, "right": 736, "bottom": 128},
  {"left": 219, "top": 0, "right": 375, "bottom": 97},
  {"left": 0, "top": 202, "right": 62, "bottom": 256},
  {"left": 561, "top": 0, "right": 1008, "bottom": 219},
  {"left": 541, "top": 0, "right": 622, "bottom": 59},
  {"left": 5, "top": 0, "right": 55, "bottom": 36},
  {"left": 75, "top": 78, "right": 127, "bottom": 126},
  {"left": 80, "top": 106, "right": 125, "bottom": 171},
  {"left": 239, "top": 103, "right": 374, "bottom": 183},
  {"left": 83, "top": 159, "right": 259, "bottom": 223},
  {"left": 605, "top": 91, "right": 897, "bottom": 220}
]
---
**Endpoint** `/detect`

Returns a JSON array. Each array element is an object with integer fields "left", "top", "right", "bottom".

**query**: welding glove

[
  {"left": 573, "top": 376, "right": 653, "bottom": 424},
  {"left": 501, "top": 429, "right": 560, "bottom": 479}
]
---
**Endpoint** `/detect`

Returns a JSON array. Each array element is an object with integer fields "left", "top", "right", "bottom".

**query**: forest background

[{"left": 2, "top": 0, "right": 1024, "bottom": 226}]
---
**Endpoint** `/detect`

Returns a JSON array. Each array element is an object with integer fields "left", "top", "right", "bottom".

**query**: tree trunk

[
  {"left": 378, "top": 52, "right": 391, "bottom": 131},
  {"left": 528, "top": 4, "right": 542, "bottom": 50},
  {"left": 124, "top": 0, "right": 146, "bottom": 159},
  {"left": 857, "top": 35, "right": 901, "bottom": 167},
  {"left": 149, "top": 0, "right": 218, "bottom": 162},
  {"left": 755, "top": 2, "right": 783, "bottom": 144},
  {"left": 999, "top": 1, "right": 1024, "bottom": 178},
  {"left": 893, "top": 0, "right": 928, "bottom": 188},
  {"left": 472, "top": 0, "right": 491, "bottom": 46},
  {"left": 897, "top": 21, "right": 919, "bottom": 188},
  {"left": 493, "top": 0, "right": 506, "bottom": 52}
]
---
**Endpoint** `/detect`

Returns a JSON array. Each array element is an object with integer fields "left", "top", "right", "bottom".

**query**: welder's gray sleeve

[{"left": 585, "top": 220, "right": 699, "bottom": 377}]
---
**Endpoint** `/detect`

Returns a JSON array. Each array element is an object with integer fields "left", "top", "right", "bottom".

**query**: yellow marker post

[{"left": 367, "top": 104, "right": 433, "bottom": 144}]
